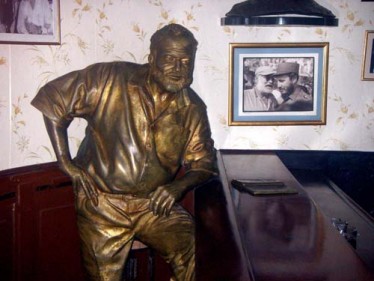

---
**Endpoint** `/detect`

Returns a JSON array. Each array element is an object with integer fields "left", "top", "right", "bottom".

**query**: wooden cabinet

[
  {"left": 0, "top": 188, "right": 15, "bottom": 281},
  {"left": 0, "top": 163, "right": 86, "bottom": 281},
  {"left": 0, "top": 162, "right": 176, "bottom": 281}
]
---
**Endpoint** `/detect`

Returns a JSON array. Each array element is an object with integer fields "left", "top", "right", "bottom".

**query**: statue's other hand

[
  {"left": 64, "top": 164, "right": 99, "bottom": 206},
  {"left": 149, "top": 184, "right": 182, "bottom": 217}
]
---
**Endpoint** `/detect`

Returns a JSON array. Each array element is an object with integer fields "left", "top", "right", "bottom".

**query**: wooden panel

[
  {"left": 0, "top": 169, "right": 19, "bottom": 281},
  {"left": 195, "top": 178, "right": 254, "bottom": 281},
  {"left": 35, "top": 201, "right": 85, "bottom": 281},
  {"left": 0, "top": 197, "right": 16, "bottom": 281},
  {"left": 0, "top": 163, "right": 88, "bottom": 281},
  {"left": 30, "top": 175, "right": 86, "bottom": 280}
]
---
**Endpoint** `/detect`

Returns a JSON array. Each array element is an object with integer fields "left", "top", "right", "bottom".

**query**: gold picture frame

[
  {"left": 362, "top": 30, "right": 374, "bottom": 81},
  {"left": 0, "top": 0, "right": 61, "bottom": 45},
  {"left": 229, "top": 42, "right": 329, "bottom": 126}
]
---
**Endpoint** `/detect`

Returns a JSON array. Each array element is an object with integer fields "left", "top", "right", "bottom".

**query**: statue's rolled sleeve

[
  {"left": 31, "top": 64, "right": 105, "bottom": 126},
  {"left": 31, "top": 84, "right": 71, "bottom": 125}
]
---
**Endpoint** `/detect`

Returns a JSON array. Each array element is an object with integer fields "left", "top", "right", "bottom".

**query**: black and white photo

[
  {"left": 0, "top": 0, "right": 60, "bottom": 44},
  {"left": 229, "top": 43, "right": 329, "bottom": 126}
]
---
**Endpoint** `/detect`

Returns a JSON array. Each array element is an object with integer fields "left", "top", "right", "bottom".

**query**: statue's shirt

[{"left": 31, "top": 62, "right": 216, "bottom": 196}]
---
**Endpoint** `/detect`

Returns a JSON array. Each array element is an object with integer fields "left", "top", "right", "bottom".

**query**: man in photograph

[
  {"left": 243, "top": 67, "right": 255, "bottom": 90},
  {"left": 15, "top": 0, "right": 53, "bottom": 34},
  {"left": 31, "top": 23, "right": 217, "bottom": 281},
  {"left": 274, "top": 62, "right": 313, "bottom": 111},
  {"left": 0, "top": 0, "right": 14, "bottom": 33},
  {"left": 243, "top": 66, "right": 279, "bottom": 111}
]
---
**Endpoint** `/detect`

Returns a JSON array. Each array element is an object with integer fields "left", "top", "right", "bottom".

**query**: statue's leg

[
  {"left": 134, "top": 204, "right": 195, "bottom": 281},
  {"left": 75, "top": 191, "right": 136, "bottom": 281}
]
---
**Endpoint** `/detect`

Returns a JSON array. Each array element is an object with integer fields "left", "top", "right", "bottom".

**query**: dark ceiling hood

[{"left": 221, "top": 0, "right": 339, "bottom": 26}]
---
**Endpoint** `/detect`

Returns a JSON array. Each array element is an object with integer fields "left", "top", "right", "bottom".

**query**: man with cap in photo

[
  {"left": 273, "top": 62, "right": 313, "bottom": 111},
  {"left": 243, "top": 65, "right": 279, "bottom": 111}
]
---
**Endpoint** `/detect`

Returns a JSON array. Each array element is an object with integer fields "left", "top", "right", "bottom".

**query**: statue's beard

[{"left": 150, "top": 66, "right": 192, "bottom": 93}]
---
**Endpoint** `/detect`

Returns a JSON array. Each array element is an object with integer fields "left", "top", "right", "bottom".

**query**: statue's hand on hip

[{"left": 64, "top": 163, "right": 99, "bottom": 206}]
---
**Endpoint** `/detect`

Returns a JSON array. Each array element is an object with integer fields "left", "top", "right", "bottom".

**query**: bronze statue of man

[{"left": 31, "top": 23, "right": 217, "bottom": 281}]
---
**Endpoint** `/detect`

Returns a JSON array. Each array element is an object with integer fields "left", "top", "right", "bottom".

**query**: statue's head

[{"left": 149, "top": 24, "right": 198, "bottom": 93}]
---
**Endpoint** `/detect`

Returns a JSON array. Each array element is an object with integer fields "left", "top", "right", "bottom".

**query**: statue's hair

[{"left": 150, "top": 24, "right": 198, "bottom": 51}]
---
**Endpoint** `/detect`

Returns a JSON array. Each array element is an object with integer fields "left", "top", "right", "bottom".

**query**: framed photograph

[
  {"left": 229, "top": 42, "right": 329, "bottom": 126},
  {"left": 362, "top": 31, "right": 374, "bottom": 81},
  {"left": 0, "top": 0, "right": 60, "bottom": 45}
]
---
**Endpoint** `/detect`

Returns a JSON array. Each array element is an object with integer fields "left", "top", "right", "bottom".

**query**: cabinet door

[
  {"left": 17, "top": 176, "right": 87, "bottom": 281},
  {"left": 0, "top": 193, "right": 16, "bottom": 281},
  {"left": 36, "top": 179, "right": 87, "bottom": 281}
]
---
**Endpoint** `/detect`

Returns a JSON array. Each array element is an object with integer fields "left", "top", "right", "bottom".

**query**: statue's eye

[
  {"left": 181, "top": 58, "right": 190, "bottom": 65},
  {"left": 164, "top": 55, "right": 175, "bottom": 63}
]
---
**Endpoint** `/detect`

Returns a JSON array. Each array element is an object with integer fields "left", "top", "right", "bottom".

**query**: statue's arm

[
  {"left": 149, "top": 106, "right": 217, "bottom": 217},
  {"left": 149, "top": 169, "right": 212, "bottom": 217},
  {"left": 31, "top": 64, "right": 108, "bottom": 205},
  {"left": 43, "top": 115, "right": 99, "bottom": 205}
]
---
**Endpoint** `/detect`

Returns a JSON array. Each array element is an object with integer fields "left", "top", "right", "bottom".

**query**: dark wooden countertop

[{"left": 195, "top": 150, "right": 374, "bottom": 281}]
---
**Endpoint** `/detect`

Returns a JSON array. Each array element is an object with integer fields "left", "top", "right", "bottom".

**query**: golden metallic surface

[{"left": 31, "top": 24, "right": 216, "bottom": 281}]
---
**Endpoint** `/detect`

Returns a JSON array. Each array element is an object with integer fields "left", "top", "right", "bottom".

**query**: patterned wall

[{"left": 0, "top": 0, "right": 373, "bottom": 170}]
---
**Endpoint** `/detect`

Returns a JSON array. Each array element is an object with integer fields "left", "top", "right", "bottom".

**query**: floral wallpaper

[{"left": 0, "top": 0, "right": 373, "bottom": 170}]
